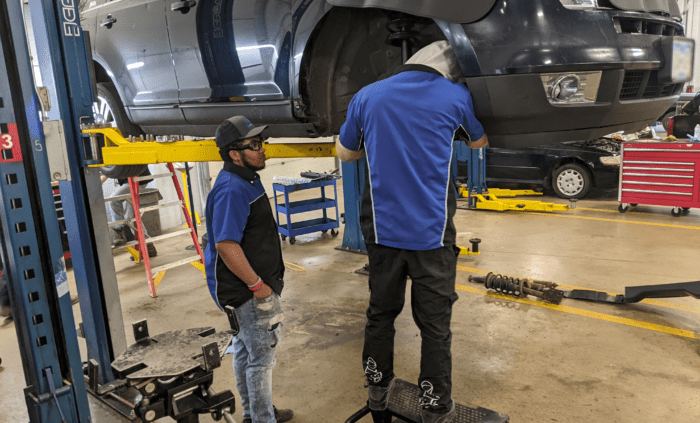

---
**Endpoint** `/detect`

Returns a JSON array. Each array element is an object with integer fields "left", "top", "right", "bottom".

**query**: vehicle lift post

[
  {"left": 0, "top": 0, "right": 91, "bottom": 421},
  {"left": 27, "top": 0, "right": 128, "bottom": 388}
]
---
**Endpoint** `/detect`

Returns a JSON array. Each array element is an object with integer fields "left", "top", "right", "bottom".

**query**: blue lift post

[
  {"left": 339, "top": 159, "right": 367, "bottom": 253},
  {"left": 464, "top": 146, "right": 488, "bottom": 208},
  {"left": 0, "top": 0, "right": 89, "bottom": 421},
  {"left": 28, "top": 0, "right": 127, "bottom": 387}
]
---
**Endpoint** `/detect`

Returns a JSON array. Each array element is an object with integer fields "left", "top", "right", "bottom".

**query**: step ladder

[{"left": 107, "top": 163, "right": 205, "bottom": 297}]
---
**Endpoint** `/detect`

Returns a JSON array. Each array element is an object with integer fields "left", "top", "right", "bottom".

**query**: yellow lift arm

[
  {"left": 81, "top": 126, "right": 337, "bottom": 164},
  {"left": 458, "top": 186, "right": 569, "bottom": 212}
]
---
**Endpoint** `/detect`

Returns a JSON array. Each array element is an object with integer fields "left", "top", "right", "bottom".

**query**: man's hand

[{"left": 254, "top": 282, "right": 273, "bottom": 299}]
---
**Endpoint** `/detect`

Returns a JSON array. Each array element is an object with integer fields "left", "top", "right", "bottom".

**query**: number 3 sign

[{"left": 0, "top": 123, "right": 23, "bottom": 163}]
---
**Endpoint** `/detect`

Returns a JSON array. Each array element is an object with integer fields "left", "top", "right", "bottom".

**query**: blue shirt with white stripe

[
  {"left": 340, "top": 65, "right": 484, "bottom": 251},
  {"left": 204, "top": 163, "right": 284, "bottom": 309}
]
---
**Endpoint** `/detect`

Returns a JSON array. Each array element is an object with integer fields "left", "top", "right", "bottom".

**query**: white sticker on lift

[{"left": 55, "top": 259, "right": 69, "bottom": 297}]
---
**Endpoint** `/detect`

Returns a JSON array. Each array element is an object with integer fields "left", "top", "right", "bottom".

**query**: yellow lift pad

[{"left": 81, "top": 127, "right": 337, "bottom": 165}]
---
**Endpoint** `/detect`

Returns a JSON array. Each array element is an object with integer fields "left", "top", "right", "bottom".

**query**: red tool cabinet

[{"left": 618, "top": 141, "right": 700, "bottom": 216}]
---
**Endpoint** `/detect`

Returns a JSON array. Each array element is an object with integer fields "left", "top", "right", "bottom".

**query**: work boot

[
  {"left": 111, "top": 227, "right": 128, "bottom": 247},
  {"left": 0, "top": 305, "right": 11, "bottom": 318},
  {"left": 273, "top": 406, "right": 294, "bottom": 422},
  {"left": 147, "top": 243, "right": 157, "bottom": 258},
  {"left": 241, "top": 406, "right": 294, "bottom": 423},
  {"left": 130, "top": 243, "right": 158, "bottom": 261},
  {"left": 421, "top": 400, "right": 456, "bottom": 423},
  {"left": 367, "top": 378, "right": 395, "bottom": 411}
]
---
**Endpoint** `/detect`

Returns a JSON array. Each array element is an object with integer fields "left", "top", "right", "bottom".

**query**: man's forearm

[
  {"left": 335, "top": 138, "right": 365, "bottom": 162},
  {"left": 215, "top": 240, "right": 259, "bottom": 286},
  {"left": 466, "top": 134, "right": 488, "bottom": 149}
]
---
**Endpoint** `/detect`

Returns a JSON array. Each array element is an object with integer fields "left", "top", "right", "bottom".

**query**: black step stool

[{"left": 345, "top": 379, "right": 509, "bottom": 423}]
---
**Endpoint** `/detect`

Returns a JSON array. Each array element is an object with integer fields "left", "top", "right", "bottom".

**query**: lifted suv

[{"left": 80, "top": 0, "right": 692, "bottom": 152}]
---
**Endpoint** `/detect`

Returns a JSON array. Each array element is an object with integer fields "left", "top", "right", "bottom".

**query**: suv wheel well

[
  {"left": 92, "top": 61, "right": 111, "bottom": 85},
  {"left": 299, "top": 7, "right": 444, "bottom": 136}
]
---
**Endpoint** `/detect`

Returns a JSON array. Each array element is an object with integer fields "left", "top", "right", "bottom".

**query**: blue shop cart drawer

[
  {"left": 278, "top": 218, "right": 339, "bottom": 238},
  {"left": 276, "top": 197, "right": 337, "bottom": 214}
]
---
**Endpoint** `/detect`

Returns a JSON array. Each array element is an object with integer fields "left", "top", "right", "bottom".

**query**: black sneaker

[
  {"left": 368, "top": 378, "right": 395, "bottom": 411},
  {"left": 241, "top": 406, "right": 293, "bottom": 423},
  {"left": 421, "top": 400, "right": 455, "bottom": 423}
]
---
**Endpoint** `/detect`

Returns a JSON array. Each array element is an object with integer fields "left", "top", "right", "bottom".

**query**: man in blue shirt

[
  {"left": 205, "top": 116, "right": 293, "bottom": 423},
  {"left": 337, "top": 41, "right": 487, "bottom": 423}
]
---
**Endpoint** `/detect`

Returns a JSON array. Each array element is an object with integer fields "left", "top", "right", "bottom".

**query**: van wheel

[
  {"left": 94, "top": 82, "right": 147, "bottom": 178},
  {"left": 552, "top": 163, "right": 591, "bottom": 199}
]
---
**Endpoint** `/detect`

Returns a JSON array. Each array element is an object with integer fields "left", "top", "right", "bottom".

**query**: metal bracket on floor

[{"left": 565, "top": 281, "right": 700, "bottom": 304}]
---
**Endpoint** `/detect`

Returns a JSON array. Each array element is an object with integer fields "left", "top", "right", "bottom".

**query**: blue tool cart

[{"left": 273, "top": 179, "right": 340, "bottom": 244}]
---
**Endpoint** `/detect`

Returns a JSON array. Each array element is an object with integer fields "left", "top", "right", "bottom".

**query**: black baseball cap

[{"left": 215, "top": 116, "right": 268, "bottom": 150}]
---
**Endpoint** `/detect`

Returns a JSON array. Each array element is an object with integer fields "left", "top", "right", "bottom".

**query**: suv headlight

[
  {"left": 541, "top": 71, "right": 602, "bottom": 106},
  {"left": 599, "top": 155, "right": 620, "bottom": 166},
  {"left": 559, "top": 0, "right": 598, "bottom": 10}
]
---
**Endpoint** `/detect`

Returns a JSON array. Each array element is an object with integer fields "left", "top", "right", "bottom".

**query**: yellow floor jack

[{"left": 456, "top": 146, "right": 569, "bottom": 212}]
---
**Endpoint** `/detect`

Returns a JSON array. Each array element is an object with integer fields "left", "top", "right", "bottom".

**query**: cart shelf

[
  {"left": 276, "top": 197, "right": 337, "bottom": 214},
  {"left": 273, "top": 178, "right": 340, "bottom": 244}
]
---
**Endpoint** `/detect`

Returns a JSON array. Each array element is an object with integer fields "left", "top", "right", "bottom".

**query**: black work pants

[{"left": 362, "top": 243, "right": 459, "bottom": 412}]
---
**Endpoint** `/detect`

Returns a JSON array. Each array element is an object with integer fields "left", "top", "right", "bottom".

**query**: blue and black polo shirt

[
  {"left": 204, "top": 162, "right": 284, "bottom": 309},
  {"left": 339, "top": 64, "right": 485, "bottom": 251}
]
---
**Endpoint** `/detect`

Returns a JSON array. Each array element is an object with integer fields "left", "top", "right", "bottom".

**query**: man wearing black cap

[{"left": 204, "top": 116, "right": 293, "bottom": 423}]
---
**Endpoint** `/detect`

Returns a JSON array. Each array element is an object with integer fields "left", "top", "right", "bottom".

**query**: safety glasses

[{"left": 230, "top": 137, "right": 266, "bottom": 152}]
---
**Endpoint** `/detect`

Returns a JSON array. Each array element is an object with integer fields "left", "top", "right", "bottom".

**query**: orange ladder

[{"left": 120, "top": 163, "right": 204, "bottom": 297}]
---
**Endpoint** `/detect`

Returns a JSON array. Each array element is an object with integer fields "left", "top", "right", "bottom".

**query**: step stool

[{"left": 345, "top": 379, "right": 509, "bottom": 423}]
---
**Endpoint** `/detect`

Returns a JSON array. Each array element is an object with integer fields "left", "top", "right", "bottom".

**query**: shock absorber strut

[
  {"left": 469, "top": 272, "right": 564, "bottom": 304},
  {"left": 385, "top": 18, "right": 420, "bottom": 64}
]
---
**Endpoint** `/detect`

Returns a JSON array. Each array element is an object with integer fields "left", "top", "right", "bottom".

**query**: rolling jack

[
  {"left": 344, "top": 379, "right": 509, "bottom": 423},
  {"left": 89, "top": 316, "right": 239, "bottom": 423},
  {"left": 456, "top": 147, "right": 569, "bottom": 212}
]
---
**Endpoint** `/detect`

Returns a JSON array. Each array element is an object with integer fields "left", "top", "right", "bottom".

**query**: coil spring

[
  {"left": 483, "top": 272, "right": 530, "bottom": 298},
  {"left": 385, "top": 17, "right": 420, "bottom": 63}
]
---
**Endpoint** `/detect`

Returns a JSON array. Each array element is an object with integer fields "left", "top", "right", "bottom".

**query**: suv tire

[{"left": 95, "top": 82, "right": 148, "bottom": 179}]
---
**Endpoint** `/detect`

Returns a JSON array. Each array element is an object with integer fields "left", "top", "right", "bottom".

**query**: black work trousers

[{"left": 362, "top": 243, "right": 459, "bottom": 412}]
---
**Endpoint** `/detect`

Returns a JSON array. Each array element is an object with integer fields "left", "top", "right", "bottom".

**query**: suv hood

[
  {"left": 326, "top": 0, "right": 498, "bottom": 24},
  {"left": 610, "top": 0, "right": 681, "bottom": 19}
]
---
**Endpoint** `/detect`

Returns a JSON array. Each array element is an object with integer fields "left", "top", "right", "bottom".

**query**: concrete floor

[{"left": 1, "top": 186, "right": 700, "bottom": 423}]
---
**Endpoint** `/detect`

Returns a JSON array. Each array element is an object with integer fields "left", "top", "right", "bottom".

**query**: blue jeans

[
  {"left": 109, "top": 183, "right": 149, "bottom": 238},
  {"left": 232, "top": 293, "right": 284, "bottom": 423}
]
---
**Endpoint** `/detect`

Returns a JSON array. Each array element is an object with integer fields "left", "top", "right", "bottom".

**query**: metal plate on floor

[
  {"left": 388, "top": 379, "right": 510, "bottom": 423},
  {"left": 111, "top": 327, "right": 233, "bottom": 379}
]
